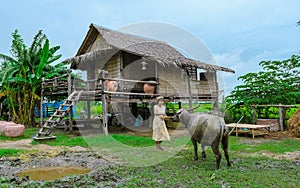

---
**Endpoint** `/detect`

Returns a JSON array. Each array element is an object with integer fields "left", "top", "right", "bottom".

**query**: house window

[
  {"left": 198, "top": 70, "right": 216, "bottom": 82},
  {"left": 199, "top": 72, "right": 208, "bottom": 81},
  {"left": 186, "top": 66, "right": 197, "bottom": 80}
]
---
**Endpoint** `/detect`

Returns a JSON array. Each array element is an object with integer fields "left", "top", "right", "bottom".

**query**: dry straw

[{"left": 288, "top": 107, "right": 300, "bottom": 137}]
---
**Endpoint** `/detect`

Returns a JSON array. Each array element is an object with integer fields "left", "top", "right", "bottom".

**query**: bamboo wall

[
  {"left": 83, "top": 36, "right": 218, "bottom": 100},
  {"left": 157, "top": 64, "right": 217, "bottom": 99},
  {"left": 103, "top": 53, "right": 120, "bottom": 78},
  {"left": 158, "top": 64, "right": 184, "bottom": 96}
]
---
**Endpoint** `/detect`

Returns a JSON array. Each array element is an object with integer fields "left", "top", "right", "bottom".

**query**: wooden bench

[{"left": 226, "top": 123, "right": 271, "bottom": 139}]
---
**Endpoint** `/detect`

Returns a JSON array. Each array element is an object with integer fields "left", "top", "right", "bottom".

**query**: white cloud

[{"left": 1, "top": 0, "right": 299, "bottom": 96}]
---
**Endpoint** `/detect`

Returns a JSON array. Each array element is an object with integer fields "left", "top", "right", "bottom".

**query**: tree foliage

[
  {"left": 227, "top": 55, "right": 300, "bottom": 105},
  {"left": 0, "top": 29, "right": 65, "bottom": 126},
  {"left": 226, "top": 54, "right": 300, "bottom": 123}
]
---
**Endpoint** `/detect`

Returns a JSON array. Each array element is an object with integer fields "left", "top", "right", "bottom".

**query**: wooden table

[{"left": 226, "top": 123, "right": 271, "bottom": 139}]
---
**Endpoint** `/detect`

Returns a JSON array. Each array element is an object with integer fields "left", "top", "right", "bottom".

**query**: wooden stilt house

[
  {"left": 69, "top": 24, "right": 234, "bottom": 99},
  {"left": 33, "top": 24, "right": 234, "bottom": 140}
]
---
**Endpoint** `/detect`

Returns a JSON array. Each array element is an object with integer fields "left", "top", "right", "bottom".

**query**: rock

[
  {"left": 0, "top": 121, "right": 17, "bottom": 135},
  {"left": 2, "top": 123, "right": 25, "bottom": 138}
]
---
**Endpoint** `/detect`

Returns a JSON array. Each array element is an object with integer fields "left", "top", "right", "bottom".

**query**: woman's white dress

[{"left": 152, "top": 105, "right": 170, "bottom": 141}]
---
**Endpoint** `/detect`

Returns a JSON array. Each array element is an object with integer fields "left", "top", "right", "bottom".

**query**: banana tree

[{"left": 0, "top": 29, "right": 62, "bottom": 126}]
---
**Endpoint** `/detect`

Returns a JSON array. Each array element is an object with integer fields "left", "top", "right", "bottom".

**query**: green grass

[
  {"left": 0, "top": 127, "right": 39, "bottom": 141},
  {"left": 45, "top": 132, "right": 299, "bottom": 187},
  {"left": 33, "top": 130, "right": 300, "bottom": 155},
  {"left": 109, "top": 151, "right": 299, "bottom": 188},
  {"left": 249, "top": 139, "right": 300, "bottom": 153},
  {"left": 0, "top": 148, "right": 27, "bottom": 158},
  {"left": 0, "top": 128, "right": 38, "bottom": 158},
  {"left": 1, "top": 127, "right": 299, "bottom": 187},
  {"left": 111, "top": 134, "right": 155, "bottom": 147},
  {"left": 37, "top": 134, "right": 89, "bottom": 147}
]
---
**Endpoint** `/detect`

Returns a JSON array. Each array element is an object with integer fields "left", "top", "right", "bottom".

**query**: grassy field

[{"left": 1, "top": 127, "right": 299, "bottom": 187}]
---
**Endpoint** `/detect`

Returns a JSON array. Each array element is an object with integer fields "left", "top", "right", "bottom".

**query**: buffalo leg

[
  {"left": 222, "top": 135, "right": 231, "bottom": 167},
  {"left": 211, "top": 143, "right": 222, "bottom": 169},
  {"left": 201, "top": 144, "right": 207, "bottom": 159},
  {"left": 191, "top": 138, "right": 198, "bottom": 161}
]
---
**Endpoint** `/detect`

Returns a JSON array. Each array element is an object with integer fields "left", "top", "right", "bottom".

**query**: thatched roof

[{"left": 64, "top": 24, "right": 235, "bottom": 73}]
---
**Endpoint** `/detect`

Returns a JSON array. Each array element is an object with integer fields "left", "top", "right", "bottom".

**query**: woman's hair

[{"left": 157, "top": 96, "right": 164, "bottom": 104}]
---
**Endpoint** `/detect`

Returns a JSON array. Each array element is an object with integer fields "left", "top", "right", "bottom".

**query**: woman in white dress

[{"left": 152, "top": 96, "right": 170, "bottom": 150}]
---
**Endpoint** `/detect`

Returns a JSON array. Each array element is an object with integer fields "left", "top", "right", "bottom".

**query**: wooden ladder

[{"left": 33, "top": 90, "right": 83, "bottom": 140}]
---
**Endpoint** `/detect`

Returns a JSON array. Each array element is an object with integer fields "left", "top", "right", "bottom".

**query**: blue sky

[{"left": 1, "top": 0, "right": 300, "bottom": 95}]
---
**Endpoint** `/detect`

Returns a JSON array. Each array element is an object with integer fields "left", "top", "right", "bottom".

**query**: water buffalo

[{"left": 173, "top": 109, "right": 231, "bottom": 169}]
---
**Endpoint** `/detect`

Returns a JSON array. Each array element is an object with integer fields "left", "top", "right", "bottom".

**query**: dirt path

[{"left": 0, "top": 139, "right": 88, "bottom": 152}]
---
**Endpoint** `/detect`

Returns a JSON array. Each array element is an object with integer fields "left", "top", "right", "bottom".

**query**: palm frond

[
  {"left": 0, "top": 54, "right": 17, "bottom": 63},
  {"left": 29, "top": 30, "right": 47, "bottom": 55},
  {"left": 10, "top": 29, "right": 26, "bottom": 60},
  {"left": 36, "top": 39, "right": 50, "bottom": 79}
]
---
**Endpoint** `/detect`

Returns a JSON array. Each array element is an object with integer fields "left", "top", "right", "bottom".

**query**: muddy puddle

[{"left": 17, "top": 166, "right": 91, "bottom": 180}]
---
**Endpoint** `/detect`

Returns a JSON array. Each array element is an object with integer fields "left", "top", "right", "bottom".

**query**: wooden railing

[{"left": 42, "top": 69, "right": 72, "bottom": 96}]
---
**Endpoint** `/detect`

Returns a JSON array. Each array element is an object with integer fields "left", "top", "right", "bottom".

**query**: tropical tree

[
  {"left": 226, "top": 54, "right": 300, "bottom": 123},
  {"left": 0, "top": 29, "right": 62, "bottom": 126},
  {"left": 227, "top": 55, "right": 300, "bottom": 105}
]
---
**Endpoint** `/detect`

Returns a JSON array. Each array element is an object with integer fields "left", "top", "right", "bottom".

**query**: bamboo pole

[
  {"left": 68, "top": 69, "right": 73, "bottom": 132},
  {"left": 186, "top": 69, "right": 193, "bottom": 110},
  {"left": 44, "top": 73, "right": 69, "bottom": 82},
  {"left": 67, "top": 69, "right": 72, "bottom": 95},
  {"left": 278, "top": 105, "right": 284, "bottom": 131},
  {"left": 102, "top": 77, "right": 158, "bottom": 85},
  {"left": 40, "top": 77, "right": 45, "bottom": 127},
  {"left": 104, "top": 91, "right": 159, "bottom": 96},
  {"left": 99, "top": 70, "right": 109, "bottom": 135}
]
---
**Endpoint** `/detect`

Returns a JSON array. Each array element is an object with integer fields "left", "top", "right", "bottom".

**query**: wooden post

[
  {"left": 87, "top": 100, "right": 91, "bottom": 119},
  {"left": 251, "top": 106, "right": 256, "bottom": 124},
  {"left": 185, "top": 68, "right": 193, "bottom": 110},
  {"left": 150, "top": 102, "right": 155, "bottom": 128},
  {"left": 155, "top": 62, "right": 159, "bottom": 94},
  {"left": 67, "top": 69, "right": 72, "bottom": 95},
  {"left": 278, "top": 104, "right": 284, "bottom": 131},
  {"left": 282, "top": 107, "right": 287, "bottom": 130},
  {"left": 68, "top": 105, "right": 73, "bottom": 132},
  {"left": 68, "top": 69, "right": 73, "bottom": 132},
  {"left": 119, "top": 51, "right": 124, "bottom": 90},
  {"left": 99, "top": 70, "right": 109, "bottom": 135},
  {"left": 214, "top": 71, "right": 219, "bottom": 108},
  {"left": 178, "top": 102, "right": 182, "bottom": 109},
  {"left": 40, "top": 77, "right": 45, "bottom": 127}
]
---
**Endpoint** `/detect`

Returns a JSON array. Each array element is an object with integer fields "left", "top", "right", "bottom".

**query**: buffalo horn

[{"left": 186, "top": 103, "right": 201, "bottom": 112}]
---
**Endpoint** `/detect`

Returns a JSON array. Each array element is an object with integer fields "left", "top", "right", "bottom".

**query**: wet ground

[
  {"left": 0, "top": 149, "right": 124, "bottom": 187},
  {"left": 0, "top": 131, "right": 127, "bottom": 187},
  {"left": 0, "top": 130, "right": 299, "bottom": 187}
]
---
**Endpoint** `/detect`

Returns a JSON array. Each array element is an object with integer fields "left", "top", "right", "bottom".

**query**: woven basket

[
  {"left": 105, "top": 80, "right": 118, "bottom": 92},
  {"left": 143, "top": 84, "right": 155, "bottom": 94}
]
